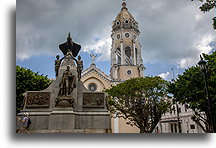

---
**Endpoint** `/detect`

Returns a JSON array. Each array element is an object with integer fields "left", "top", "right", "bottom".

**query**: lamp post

[{"left": 198, "top": 55, "right": 215, "bottom": 133}]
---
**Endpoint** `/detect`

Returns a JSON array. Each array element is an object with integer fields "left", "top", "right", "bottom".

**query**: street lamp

[
  {"left": 198, "top": 55, "right": 207, "bottom": 73},
  {"left": 198, "top": 55, "right": 215, "bottom": 133}
]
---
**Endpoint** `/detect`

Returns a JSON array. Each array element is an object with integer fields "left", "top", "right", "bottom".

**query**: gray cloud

[
  {"left": 16, "top": 0, "right": 215, "bottom": 68},
  {"left": 134, "top": 0, "right": 215, "bottom": 64}
]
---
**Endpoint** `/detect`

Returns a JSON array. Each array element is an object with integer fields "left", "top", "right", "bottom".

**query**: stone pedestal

[
  {"left": 49, "top": 108, "right": 75, "bottom": 130},
  {"left": 76, "top": 111, "right": 111, "bottom": 129},
  {"left": 55, "top": 96, "right": 74, "bottom": 108}
]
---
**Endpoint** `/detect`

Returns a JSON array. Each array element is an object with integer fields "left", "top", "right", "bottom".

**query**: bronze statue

[
  {"left": 73, "top": 55, "right": 83, "bottom": 81},
  {"left": 55, "top": 55, "right": 65, "bottom": 77},
  {"left": 59, "top": 33, "right": 81, "bottom": 57},
  {"left": 58, "top": 66, "right": 76, "bottom": 96}
]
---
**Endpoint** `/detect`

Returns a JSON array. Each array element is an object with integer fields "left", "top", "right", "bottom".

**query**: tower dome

[
  {"left": 112, "top": 1, "right": 139, "bottom": 32},
  {"left": 110, "top": 0, "right": 145, "bottom": 80}
]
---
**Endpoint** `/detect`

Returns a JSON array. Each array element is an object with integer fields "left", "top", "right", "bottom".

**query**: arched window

[
  {"left": 135, "top": 48, "right": 138, "bottom": 64},
  {"left": 116, "top": 47, "right": 120, "bottom": 52},
  {"left": 125, "top": 19, "right": 129, "bottom": 24},
  {"left": 117, "top": 55, "right": 121, "bottom": 64},
  {"left": 125, "top": 46, "right": 131, "bottom": 58},
  {"left": 116, "top": 20, "right": 120, "bottom": 25},
  {"left": 115, "top": 48, "right": 121, "bottom": 64}
]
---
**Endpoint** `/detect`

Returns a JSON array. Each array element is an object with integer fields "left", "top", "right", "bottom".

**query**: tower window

[
  {"left": 125, "top": 33, "right": 130, "bottom": 38},
  {"left": 125, "top": 46, "right": 131, "bottom": 58},
  {"left": 135, "top": 48, "right": 138, "bottom": 64},
  {"left": 116, "top": 20, "right": 120, "bottom": 25},
  {"left": 117, "top": 34, "right": 121, "bottom": 39},
  {"left": 125, "top": 19, "right": 129, "bottom": 24},
  {"left": 117, "top": 56, "right": 121, "bottom": 64},
  {"left": 126, "top": 69, "right": 132, "bottom": 75},
  {"left": 133, "top": 35, "right": 136, "bottom": 40}
]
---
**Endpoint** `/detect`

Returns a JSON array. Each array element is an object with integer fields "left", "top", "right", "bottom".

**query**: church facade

[{"left": 81, "top": 1, "right": 204, "bottom": 133}]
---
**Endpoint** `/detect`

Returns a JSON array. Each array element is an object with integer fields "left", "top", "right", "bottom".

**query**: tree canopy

[
  {"left": 105, "top": 77, "right": 171, "bottom": 133},
  {"left": 16, "top": 65, "right": 51, "bottom": 114},
  {"left": 168, "top": 51, "right": 216, "bottom": 132},
  {"left": 191, "top": 0, "right": 216, "bottom": 29}
]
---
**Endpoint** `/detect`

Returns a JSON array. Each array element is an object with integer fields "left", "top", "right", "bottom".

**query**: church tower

[{"left": 110, "top": 1, "right": 145, "bottom": 81}]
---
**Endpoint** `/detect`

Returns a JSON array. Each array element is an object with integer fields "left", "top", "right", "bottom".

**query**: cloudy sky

[{"left": 16, "top": 0, "right": 215, "bottom": 80}]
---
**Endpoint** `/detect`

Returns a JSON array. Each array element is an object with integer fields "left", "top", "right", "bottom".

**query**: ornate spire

[{"left": 121, "top": 0, "right": 127, "bottom": 10}]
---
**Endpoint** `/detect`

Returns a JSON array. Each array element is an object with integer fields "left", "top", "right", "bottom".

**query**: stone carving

[
  {"left": 55, "top": 96, "right": 74, "bottom": 108},
  {"left": 26, "top": 92, "right": 50, "bottom": 108},
  {"left": 55, "top": 55, "right": 65, "bottom": 77},
  {"left": 83, "top": 92, "right": 104, "bottom": 108},
  {"left": 58, "top": 66, "right": 76, "bottom": 96}
]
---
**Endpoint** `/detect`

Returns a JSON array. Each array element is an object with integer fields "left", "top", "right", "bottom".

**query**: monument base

[
  {"left": 55, "top": 96, "right": 74, "bottom": 108},
  {"left": 17, "top": 110, "right": 111, "bottom": 133},
  {"left": 48, "top": 108, "right": 75, "bottom": 130},
  {"left": 26, "top": 129, "right": 112, "bottom": 133}
]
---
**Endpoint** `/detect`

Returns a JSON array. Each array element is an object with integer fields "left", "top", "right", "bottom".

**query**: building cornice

[{"left": 81, "top": 64, "right": 113, "bottom": 84}]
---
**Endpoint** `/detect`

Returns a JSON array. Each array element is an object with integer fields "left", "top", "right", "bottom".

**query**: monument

[{"left": 16, "top": 33, "right": 111, "bottom": 133}]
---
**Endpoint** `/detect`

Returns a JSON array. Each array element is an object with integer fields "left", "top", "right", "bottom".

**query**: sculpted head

[
  {"left": 78, "top": 55, "right": 81, "bottom": 60},
  {"left": 56, "top": 55, "right": 60, "bottom": 59}
]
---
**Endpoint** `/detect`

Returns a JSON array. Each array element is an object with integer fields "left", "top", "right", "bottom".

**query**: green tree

[
  {"left": 191, "top": 0, "right": 216, "bottom": 29},
  {"left": 168, "top": 51, "right": 216, "bottom": 132},
  {"left": 16, "top": 65, "right": 51, "bottom": 114},
  {"left": 105, "top": 77, "right": 171, "bottom": 133}
]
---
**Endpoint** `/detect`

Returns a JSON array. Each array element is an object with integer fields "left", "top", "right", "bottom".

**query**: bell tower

[{"left": 110, "top": 1, "right": 145, "bottom": 81}]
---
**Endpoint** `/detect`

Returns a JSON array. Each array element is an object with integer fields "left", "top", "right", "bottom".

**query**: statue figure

[
  {"left": 73, "top": 55, "right": 83, "bottom": 81},
  {"left": 59, "top": 33, "right": 81, "bottom": 57},
  {"left": 55, "top": 55, "right": 65, "bottom": 77},
  {"left": 90, "top": 54, "right": 97, "bottom": 65},
  {"left": 58, "top": 66, "right": 76, "bottom": 96}
]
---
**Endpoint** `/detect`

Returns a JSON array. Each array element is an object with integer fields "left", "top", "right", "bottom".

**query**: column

[
  {"left": 111, "top": 46, "right": 114, "bottom": 66},
  {"left": 133, "top": 40, "right": 136, "bottom": 65},
  {"left": 137, "top": 45, "right": 141, "bottom": 65},
  {"left": 120, "top": 40, "right": 124, "bottom": 65},
  {"left": 112, "top": 45, "right": 116, "bottom": 66}
]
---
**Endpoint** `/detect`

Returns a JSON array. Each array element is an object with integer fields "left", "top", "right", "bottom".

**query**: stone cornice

[{"left": 81, "top": 64, "right": 113, "bottom": 84}]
